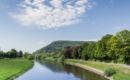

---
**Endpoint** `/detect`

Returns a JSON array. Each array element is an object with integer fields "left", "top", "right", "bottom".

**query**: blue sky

[{"left": 0, "top": 0, "right": 130, "bottom": 52}]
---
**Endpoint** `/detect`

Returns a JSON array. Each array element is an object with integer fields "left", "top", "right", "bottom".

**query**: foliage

[
  {"left": 24, "top": 52, "right": 34, "bottom": 60},
  {"left": 34, "top": 41, "right": 94, "bottom": 61},
  {"left": 61, "top": 47, "right": 73, "bottom": 59},
  {"left": 0, "top": 49, "right": 23, "bottom": 58},
  {"left": 35, "top": 30, "right": 130, "bottom": 64},
  {"left": 61, "top": 30, "right": 130, "bottom": 64},
  {"left": 33, "top": 40, "right": 86, "bottom": 54},
  {"left": 17, "top": 51, "right": 23, "bottom": 57},
  {"left": 0, "top": 49, "right": 34, "bottom": 60},
  {"left": 72, "top": 46, "right": 80, "bottom": 59},
  {"left": 104, "top": 67, "right": 116, "bottom": 77},
  {"left": 35, "top": 52, "right": 61, "bottom": 61}
]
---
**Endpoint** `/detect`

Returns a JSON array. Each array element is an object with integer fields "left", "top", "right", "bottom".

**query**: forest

[{"left": 61, "top": 30, "right": 130, "bottom": 63}]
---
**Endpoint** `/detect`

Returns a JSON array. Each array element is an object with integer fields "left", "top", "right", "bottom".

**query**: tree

[
  {"left": 17, "top": 51, "right": 23, "bottom": 57},
  {"left": 80, "top": 42, "right": 89, "bottom": 60},
  {"left": 0, "top": 51, "right": 4, "bottom": 58},
  {"left": 8, "top": 49, "right": 17, "bottom": 58},
  {"left": 58, "top": 30, "right": 130, "bottom": 64},
  {"left": 24, "top": 52, "right": 33, "bottom": 60},
  {"left": 86, "top": 43, "right": 96, "bottom": 60},
  {"left": 106, "top": 30, "right": 130, "bottom": 63},
  {"left": 72, "top": 46, "right": 80, "bottom": 59},
  {"left": 81, "top": 42, "right": 89, "bottom": 48},
  {"left": 115, "top": 30, "right": 130, "bottom": 63},
  {"left": 81, "top": 46, "right": 89, "bottom": 60},
  {"left": 77, "top": 46, "right": 82, "bottom": 59},
  {"left": 61, "top": 47, "right": 72, "bottom": 58},
  {"left": 95, "top": 34, "right": 113, "bottom": 61}
]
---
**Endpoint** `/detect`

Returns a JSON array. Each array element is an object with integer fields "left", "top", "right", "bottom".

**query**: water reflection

[
  {"left": 38, "top": 61, "right": 108, "bottom": 80},
  {"left": 16, "top": 61, "right": 108, "bottom": 80}
]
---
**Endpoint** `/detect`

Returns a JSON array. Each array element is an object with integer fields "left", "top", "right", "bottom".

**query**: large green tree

[
  {"left": 0, "top": 51, "right": 4, "bottom": 58},
  {"left": 61, "top": 47, "right": 72, "bottom": 58},
  {"left": 7, "top": 49, "right": 17, "bottom": 58},
  {"left": 17, "top": 51, "right": 23, "bottom": 57},
  {"left": 95, "top": 34, "right": 113, "bottom": 61},
  {"left": 72, "top": 46, "right": 80, "bottom": 59}
]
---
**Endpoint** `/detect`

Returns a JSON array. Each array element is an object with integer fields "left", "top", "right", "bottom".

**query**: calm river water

[{"left": 15, "top": 61, "right": 108, "bottom": 80}]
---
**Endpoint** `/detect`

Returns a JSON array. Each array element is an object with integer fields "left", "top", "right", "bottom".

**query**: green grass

[
  {"left": 0, "top": 58, "right": 34, "bottom": 80},
  {"left": 65, "top": 59, "right": 130, "bottom": 80}
]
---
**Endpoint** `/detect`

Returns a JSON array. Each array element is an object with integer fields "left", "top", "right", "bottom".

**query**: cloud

[{"left": 12, "top": 0, "right": 94, "bottom": 29}]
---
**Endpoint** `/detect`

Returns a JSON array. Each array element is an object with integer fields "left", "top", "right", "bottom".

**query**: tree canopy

[{"left": 60, "top": 30, "right": 130, "bottom": 64}]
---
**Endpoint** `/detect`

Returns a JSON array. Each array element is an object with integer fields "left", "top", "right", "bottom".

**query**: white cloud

[{"left": 12, "top": 0, "right": 94, "bottom": 29}]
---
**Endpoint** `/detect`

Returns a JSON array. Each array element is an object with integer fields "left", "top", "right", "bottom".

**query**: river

[{"left": 15, "top": 61, "right": 108, "bottom": 80}]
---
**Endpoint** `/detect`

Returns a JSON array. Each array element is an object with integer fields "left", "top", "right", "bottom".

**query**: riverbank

[
  {"left": 64, "top": 59, "right": 130, "bottom": 80},
  {"left": 0, "top": 58, "right": 34, "bottom": 80}
]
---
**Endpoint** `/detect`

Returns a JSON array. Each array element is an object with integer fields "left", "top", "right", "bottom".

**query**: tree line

[
  {"left": 0, "top": 49, "right": 33, "bottom": 60},
  {"left": 61, "top": 30, "right": 130, "bottom": 64}
]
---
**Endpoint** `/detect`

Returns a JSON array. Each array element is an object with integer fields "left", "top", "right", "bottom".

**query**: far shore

[
  {"left": 73, "top": 63, "right": 113, "bottom": 80},
  {"left": 64, "top": 61, "right": 122, "bottom": 80}
]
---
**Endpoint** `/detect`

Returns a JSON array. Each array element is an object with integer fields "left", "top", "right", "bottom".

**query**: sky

[{"left": 0, "top": 0, "right": 130, "bottom": 53}]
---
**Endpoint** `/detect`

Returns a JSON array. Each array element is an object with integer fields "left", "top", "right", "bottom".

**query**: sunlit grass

[
  {"left": 0, "top": 58, "right": 34, "bottom": 80},
  {"left": 65, "top": 59, "right": 130, "bottom": 80}
]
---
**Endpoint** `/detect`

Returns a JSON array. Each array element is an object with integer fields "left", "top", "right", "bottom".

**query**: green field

[
  {"left": 0, "top": 58, "right": 34, "bottom": 80},
  {"left": 65, "top": 59, "right": 130, "bottom": 80}
]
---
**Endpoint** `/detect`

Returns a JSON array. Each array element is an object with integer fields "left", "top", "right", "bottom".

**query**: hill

[{"left": 33, "top": 40, "right": 86, "bottom": 54}]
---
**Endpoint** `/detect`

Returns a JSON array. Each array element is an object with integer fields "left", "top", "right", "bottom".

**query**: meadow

[{"left": 0, "top": 58, "right": 34, "bottom": 80}]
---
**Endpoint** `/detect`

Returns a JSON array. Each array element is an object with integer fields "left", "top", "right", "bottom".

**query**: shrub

[
  {"left": 104, "top": 67, "right": 116, "bottom": 77},
  {"left": 24, "top": 52, "right": 34, "bottom": 60}
]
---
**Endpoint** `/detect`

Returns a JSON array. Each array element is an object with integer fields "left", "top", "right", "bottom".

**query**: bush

[
  {"left": 104, "top": 67, "right": 116, "bottom": 77},
  {"left": 24, "top": 52, "right": 34, "bottom": 60}
]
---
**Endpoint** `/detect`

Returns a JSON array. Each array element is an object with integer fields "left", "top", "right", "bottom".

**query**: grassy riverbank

[
  {"left": 65, "top": 59, "right": 130, "bottom": 80},
  {"left": 0, "top": 58, "right": 34, "bottom": 80}
]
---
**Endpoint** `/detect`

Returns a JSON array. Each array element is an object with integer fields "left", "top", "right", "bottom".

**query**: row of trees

[
  {"left": 0, "top": 49, "right": 33, "bottom": 60},
  {"left": 61, "top": 30, "right": 130, "bottom": 63},
  {"left": 0, "top": 49, "right": 23, "bottom": 58}
]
